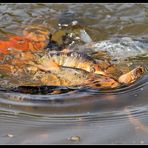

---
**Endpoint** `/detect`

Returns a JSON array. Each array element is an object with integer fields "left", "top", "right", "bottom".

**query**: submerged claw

[
  {"left": 118, "top": 66, "right": 144, "bottom": 84},
  {"left": 86, "top": 74, "right": 120, "bottom": 89}
]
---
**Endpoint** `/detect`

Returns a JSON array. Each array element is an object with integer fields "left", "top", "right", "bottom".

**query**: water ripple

[{"left": 0, "top": 72, "right": 148, "bottom": 119}]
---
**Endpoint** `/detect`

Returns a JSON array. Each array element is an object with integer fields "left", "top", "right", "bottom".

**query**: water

[{"left": 0, "top": 3, "right": 148, "bottom": 144}]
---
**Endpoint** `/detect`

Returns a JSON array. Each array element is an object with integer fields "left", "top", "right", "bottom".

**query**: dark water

[{"left": 0, "top": 3, "right": 148, "bottom": 144}]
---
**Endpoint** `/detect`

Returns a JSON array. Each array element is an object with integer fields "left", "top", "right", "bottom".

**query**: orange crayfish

[{"left": 0, "top": 25, "right": 50, "bottom": 58}]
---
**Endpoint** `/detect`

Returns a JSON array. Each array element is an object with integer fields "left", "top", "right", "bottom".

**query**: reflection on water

[{"left": 0, "top": 3, "right": 148, "bottom": 144}]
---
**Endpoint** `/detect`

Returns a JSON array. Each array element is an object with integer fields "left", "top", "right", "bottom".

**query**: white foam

[{"left": 81, "top": 37, "right": 148, "bottom": 60}]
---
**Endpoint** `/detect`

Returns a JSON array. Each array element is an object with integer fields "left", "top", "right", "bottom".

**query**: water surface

[{"left": 0, "top": 3, "right": 148, "bottom": 144}]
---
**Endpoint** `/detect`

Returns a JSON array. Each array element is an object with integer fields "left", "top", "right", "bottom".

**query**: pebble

[
  {"left": 68, "top": 136, "right": 80, "bottom": 142},
  {"left": 140, "top": 140, "right": 144, "bottom": 144},
  {"left": 7, "top": 133, "right": 14, "bottom": 138}
]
